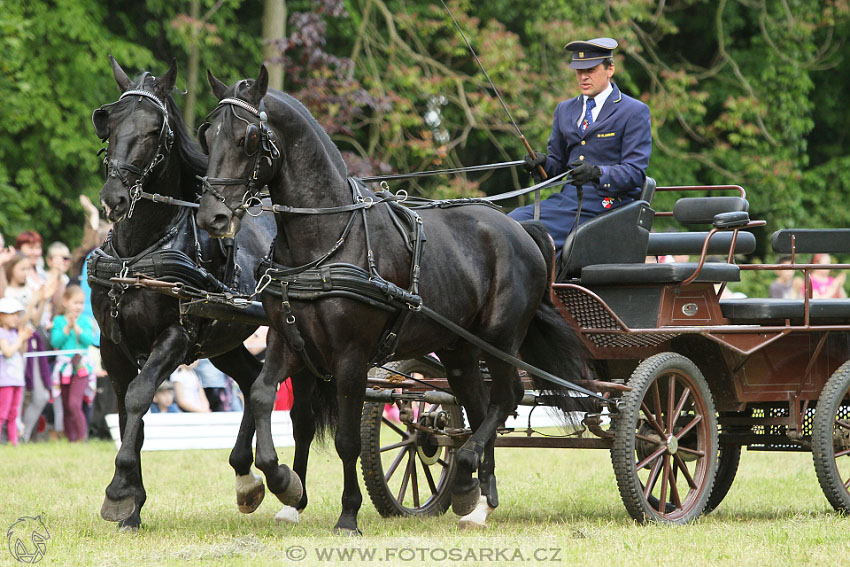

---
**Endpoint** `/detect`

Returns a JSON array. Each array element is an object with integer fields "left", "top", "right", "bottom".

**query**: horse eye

[{"left": 237, "top": 137, "right": 245, "bottom": 148}]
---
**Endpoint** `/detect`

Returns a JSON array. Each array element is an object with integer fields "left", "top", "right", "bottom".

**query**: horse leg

[
  {"left": 436, "top": 348, "right": 492, "bottom": 519},
  {"left": 209, "top": 348, "right": 264, "bottom": 514},
  {"left": 275, "top": 369, "right": 319, "bottom": 525},
  {"left": 453, "top": 355, "right": 523, "bottom": 527},
  {"left": 99, "top": 341, "right": 137, "bottom": 526},
  {"left": 250, "top": 330, "right": 302, "bottom": 509},
  {"left": 101, "top": 327, "right": 189, "bottom": 529},
  {"left": 330, "top": 355, "right": 369, "bottom": 536}
]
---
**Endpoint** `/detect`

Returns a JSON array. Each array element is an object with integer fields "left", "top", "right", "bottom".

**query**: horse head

[
  {"left": 92, "top": 56, "right": 178, "bottom": 223},
  {"left": 196, "top": 66, "right": 282, "bottom": 238}
]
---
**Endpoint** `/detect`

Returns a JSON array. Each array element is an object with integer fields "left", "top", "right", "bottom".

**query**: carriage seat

[
  {"left": 720, "top": 298, "right": 850, "bottom": 323},
  {"left": 580, "top": 261, "right": 740, "bottom": 286},
  {"left": 555, "top": 177, "right": 656, "bottom": 281}
]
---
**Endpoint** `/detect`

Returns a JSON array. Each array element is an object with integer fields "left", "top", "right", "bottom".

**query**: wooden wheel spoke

[
  {"left": 383, "top": 418, "right": 408, "bottom": 438},
  {"left": 668, "top": 457, "right": 682, "bottom": 508},
  {"left": 380, "top": 439, "right": 412, "bottom": 453},
  {"left": 422, "top": 460, "right": 439, "bottom": 494},
  {"left": 836, "top": 447, "right": 850, "bottom": 458},
  {"left": 384, "top": 445, "right": 408, "bottom": 481},
  {"left": 658, "top": 455, "right": 670, "bottom": 513},
  {"left": 410, "top": 450, "right": 420, "bottom": 508},
  {"left": 836, "top": 419, "right": 850, "bottom": 432},
  {"left": 673, "top": 453, "right": 698, "bottom": 489},
  {"left": 677, "top": 445, "right": 706, "bottom": 458},
  {"left": 397, "top": 448, "right": 413, "bottom": 503},
  {"left": 635, "top": 433, "right": 664, "bottom": 445},
  {"left": 640, "top": 402, "right": 666, "bottom": 436},
  {"left": 667, "top": 375, "right": 677, "bottom": 432},
  {"left": 672, "top": 386, "right": 692, "bottom": 421},
  {"left": 674, "top": 414, "right": 704, "bottom": 440},
  {"left": 652, "top": 381, "right": 664, "bottom": 431},
  {"left": 637, "top": 445, "right": 667, "bottom": 471},
  {"left": 844, "top": 475, "right": 850, "bottom": 490},
  {"left": 643, "top": 457, "right": 664, "bottom": 499}
]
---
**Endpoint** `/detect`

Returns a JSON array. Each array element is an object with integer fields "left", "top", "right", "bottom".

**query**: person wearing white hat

[
  {"left": 511, "top": 37, "right": 652, "bottom": 252},
  {"left": 0, "top": 297, "right": 33, "bottom": 446}
]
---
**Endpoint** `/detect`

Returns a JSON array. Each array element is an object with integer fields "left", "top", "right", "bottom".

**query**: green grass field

[{"left": 1, "top": 439, "right": 847, "bottom": 566}]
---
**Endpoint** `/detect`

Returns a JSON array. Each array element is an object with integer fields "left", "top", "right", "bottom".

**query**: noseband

[
  {"left": 197, "top": 97, "right": 280, "bottom": 217},
  {"left": 98, "top": 89, "right": 174, "bottom": 217}
]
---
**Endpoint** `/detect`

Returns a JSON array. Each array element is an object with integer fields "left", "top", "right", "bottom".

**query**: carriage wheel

[
  {"left": 360, "top": 359, "right": 463, "bottom": 517},
  {"left": 812, "top": 360, "right": 850, "bottom": 513},
  {"left": 611, "top": 353, "right": 718, "bottom": 524},
  {"left": 705, "top": 442, "right": 741, "bottom": 513}
]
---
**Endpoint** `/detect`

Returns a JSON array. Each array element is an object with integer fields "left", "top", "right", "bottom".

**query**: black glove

[
  {"left": 569, "top": 159, "right": 602, "bottom": 186},
  {"left": 523, "top": 151, "right": 547, "bottom": 183}
]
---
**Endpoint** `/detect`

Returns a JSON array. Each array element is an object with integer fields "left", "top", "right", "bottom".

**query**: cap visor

[{"left": 569, "top": 59, "right": 604, "bottom": 70}]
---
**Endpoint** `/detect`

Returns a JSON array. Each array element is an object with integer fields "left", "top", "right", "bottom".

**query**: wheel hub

[{"left": 666, "top": 434, "right": 679, "bottom": 455}]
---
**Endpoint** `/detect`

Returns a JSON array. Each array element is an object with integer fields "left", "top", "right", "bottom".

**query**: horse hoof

[
  {"left": 274, "top": 469, "right": 303, "bottom": 507},
  {"left": 236, "top": 472, "right": 266, "bottom": 514},
  {"left": 117, "top": 522, "right": 140, "bottom": 534},
  {"left": 332, "top": 526, "right": 362, "bottom": 537},
  {"left": 274, "top": 505, "right": 300, "bottom": 525},
  {"left": 451, "top": 486, "right": 481, "bottom": 517},
  {"left": 101, "top": 496, "right": 136, "bottom": 523},
  {"left": 457, "top": 495, "right": 493, "bottom": 530}
]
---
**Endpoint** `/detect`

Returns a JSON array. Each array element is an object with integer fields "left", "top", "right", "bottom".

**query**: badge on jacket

[{"left": 602, "top": 197, "right": 614, "bottom": 209}]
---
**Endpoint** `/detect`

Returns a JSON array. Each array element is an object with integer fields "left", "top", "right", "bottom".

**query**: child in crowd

[
  {"left": 51, "top": 285, "right": 98, "bottom": 442},
  {"left": 150, "top": 380, "right": 180, "bottom": 413},
  {"left": 0, "top": 298, "right": 33, "bottom": 446},
  {"left": 3, "top": 253, "right": 56, "bottom": 328}
]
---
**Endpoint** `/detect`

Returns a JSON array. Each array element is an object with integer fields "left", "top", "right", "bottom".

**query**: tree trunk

[
  {"left": 184, "top": 0, "right": 201, "bottom": 130},
  {"left": 263, "top": 0, "right": 286, "bottom": 91}
]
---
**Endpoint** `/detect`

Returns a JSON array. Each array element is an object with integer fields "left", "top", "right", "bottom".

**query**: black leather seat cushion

[
  {"left": 721, "top": 298, "right": 850, "bottom": 321},
  {"left": 580, "top": 262, "right": 740, "bottom": 285}
]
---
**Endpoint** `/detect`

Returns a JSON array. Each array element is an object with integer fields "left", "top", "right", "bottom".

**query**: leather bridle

[
  {"left": 196, "top": 97, "right": 280, "bottom": 218},
  {"left": 94, "top": 88, "right": 175, "bottom": 218}
]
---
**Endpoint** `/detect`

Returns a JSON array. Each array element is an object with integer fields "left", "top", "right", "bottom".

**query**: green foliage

[{"left": 1, "top": 0, "right": 849, "bottom": 262}]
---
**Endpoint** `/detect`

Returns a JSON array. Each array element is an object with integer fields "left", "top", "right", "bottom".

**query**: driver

[{"left": 510, "top": 37, "right": 652, "bottom": 252}]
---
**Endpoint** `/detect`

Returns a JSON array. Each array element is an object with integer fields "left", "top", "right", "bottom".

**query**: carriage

[
  {"left": 356, "top": 181, "right": 850, "bottom": 524},
  {"left": 92, "top": 61, "right": 850, "bottom": 532}
]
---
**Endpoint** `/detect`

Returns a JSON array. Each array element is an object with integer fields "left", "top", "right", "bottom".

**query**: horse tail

[
  {"left": 310, "top": 376, "right": 339, "bottom": 441},
  {"left": 518, "top": 221, "right": 596, "bottom": 421}
]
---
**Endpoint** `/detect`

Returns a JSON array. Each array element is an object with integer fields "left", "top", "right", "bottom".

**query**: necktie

[{"left": 582, "top": 97, "right": 596, "bottom": 131}]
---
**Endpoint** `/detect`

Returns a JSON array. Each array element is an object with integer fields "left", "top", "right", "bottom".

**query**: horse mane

[
  {"left": 164, "top": 94, "right": 208, "bottom": 200},
  {"left": 267, "top": 89, "right": 349, "bottom": 178}
]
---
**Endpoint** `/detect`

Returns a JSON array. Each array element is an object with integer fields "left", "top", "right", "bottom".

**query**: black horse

[
  {"left": 195, "top": 66, "right": 589, "bottom": 534},
  {"left": 89, "top": 57, "right": 276, "bottom": 530}
]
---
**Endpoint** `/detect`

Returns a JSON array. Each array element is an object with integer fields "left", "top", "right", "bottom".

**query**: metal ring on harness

[{"left": 242, "top": 195, "right": 264, "bottom": 217}]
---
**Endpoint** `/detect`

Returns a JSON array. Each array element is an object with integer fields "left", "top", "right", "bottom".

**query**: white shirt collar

[{"left": 578, "top": 81, "right": 613, "bottom": 126}]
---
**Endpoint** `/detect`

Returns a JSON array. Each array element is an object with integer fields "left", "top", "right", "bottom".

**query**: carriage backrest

[
  {"left": 647, "top": 196, "right": 755, "bottom": 257},
  {"left": 771, "top": 229, "right": 850, "bottom": 254},
  {"left": 555, "top": 177, "right": 656, "bottom": 281}
]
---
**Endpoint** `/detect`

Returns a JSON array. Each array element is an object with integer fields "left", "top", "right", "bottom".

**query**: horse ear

[
  {"left": 109, "top": 55, "right": 132, "bottom": 92},
  {"left": 156, "top": 58, "right": 178, "bottom": 98},
  {"left": 207, "top": 69, "right": 229, "bottom": 100},
  {"left": 251, "top": 65, "right": 269, "bottom": 100}
]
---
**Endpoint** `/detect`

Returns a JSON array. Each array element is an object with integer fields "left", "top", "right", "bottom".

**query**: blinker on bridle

[
  {"left": 196, "top": 97, "right": 280, "bottom": 217},
  {"left": 94, "top": 88, "right": 175, "bottom": 218}
]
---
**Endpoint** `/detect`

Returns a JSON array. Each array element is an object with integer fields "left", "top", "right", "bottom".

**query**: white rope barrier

[{"left": 23, "top": 348, "right": 91, "bottom": 358}]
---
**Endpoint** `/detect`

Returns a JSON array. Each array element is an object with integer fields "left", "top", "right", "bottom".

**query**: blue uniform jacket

[{"left": 510, "top": 82, "right": 652, "bottom": 251}]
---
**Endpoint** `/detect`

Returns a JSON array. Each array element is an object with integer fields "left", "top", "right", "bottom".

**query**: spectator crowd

[{"left": 0, "top": 196, "right": 264, "bottom": 447}]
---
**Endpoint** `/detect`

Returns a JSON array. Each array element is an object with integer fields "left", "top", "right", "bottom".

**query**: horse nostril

[{"left": 212, "top": 213, "right": 230, "bottom": 230}]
